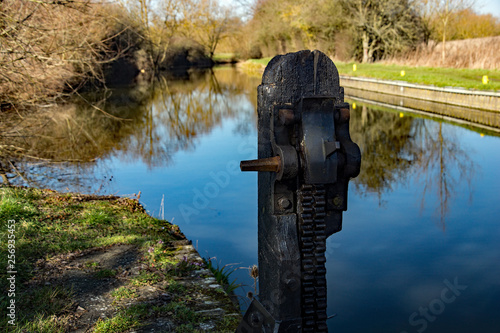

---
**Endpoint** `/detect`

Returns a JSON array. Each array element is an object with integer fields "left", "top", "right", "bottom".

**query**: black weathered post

[{"left": 237, "top": 50, "right": 361, "bottom": 332}]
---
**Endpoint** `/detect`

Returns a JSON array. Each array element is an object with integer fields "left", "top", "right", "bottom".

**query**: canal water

[{"left": 3, "top": 67, "right": 500, "bottom": 332}]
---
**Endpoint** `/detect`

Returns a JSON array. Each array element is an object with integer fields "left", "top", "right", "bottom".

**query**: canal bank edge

[
  {"left": 0, "top": 186, "right": 240, "bottom": 332},
  {"left": 340, "top": 75, "right": 500, "bottom": 128}
]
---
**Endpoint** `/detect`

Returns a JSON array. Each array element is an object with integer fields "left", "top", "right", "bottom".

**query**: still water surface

[{"left": 3, "top": 67, "right": 500, "bottom": 332}]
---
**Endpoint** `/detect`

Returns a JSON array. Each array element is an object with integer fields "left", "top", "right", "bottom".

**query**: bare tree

[
  {"left": 179, "top": 0, "right": 231, "bottom": 59},
  {"left": 117, "top": 0, "right": 181, "bottom": 70},
  {"left": 0, "top": 0, "right": 129, "bottom": 107},
  {"left": 414, "top": 0, "right": 475, "bottom": 63},
  {"left": 342, "top": 0, "right": 424, "bottom": 63}
]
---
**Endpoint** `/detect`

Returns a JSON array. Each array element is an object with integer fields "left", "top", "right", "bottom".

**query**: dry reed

[{"left": 383, "top": 36, "right": 500, "bottom": 70}]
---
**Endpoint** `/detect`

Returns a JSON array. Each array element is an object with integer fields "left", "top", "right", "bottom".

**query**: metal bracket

[
  {"left": 299, "top": 96, "right": 339, "bottom": 185},
  {"left": 236, "top": 299, "right": 281, "bottom": 333}
]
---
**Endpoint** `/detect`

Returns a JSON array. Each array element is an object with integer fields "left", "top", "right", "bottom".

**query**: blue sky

[
  {"left": 476, "top": 0, "right": 500, "bottom": 16},
  {"left": 219, "top": 0, "right": 500, "bottom": 18}
]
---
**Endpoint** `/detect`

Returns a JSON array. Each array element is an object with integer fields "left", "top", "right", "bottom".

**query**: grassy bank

[
  {"left": 336, "top": 62, "right": 500, "bottom": 91},
  {"left": 0, "top": 186, "right": 239, "bottom": 332},
  {"left": 238, "top": 57, "right": 499, "bottom": 91},
  {"left": 236, "top": 58, "right": 273, "bottom": 77}
]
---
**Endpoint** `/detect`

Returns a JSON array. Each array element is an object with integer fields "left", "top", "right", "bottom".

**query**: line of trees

[
  {"left": 226, "top": 0, "right": 500, "bottom": 63},
  {"left": 0, "top": 0, "right": 128, "bottom": 106},
  {"left": 1, "top": 0, "right": 499, "bottom": 108},
  {"left": 0, "top": 0, "right": 235, "bottom": 108}
]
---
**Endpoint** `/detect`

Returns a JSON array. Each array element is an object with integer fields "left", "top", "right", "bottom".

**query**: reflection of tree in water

[
  {"left": 349, "top": 102, "right": 476, "bottom": 227},
  {"left": 121, "top": 68, "right": 258, "bottom": 167},
  {"left": 350, "top": 104, "right": 420, "bottom": 202},
  {"left": 0, "top": 68, "right": 257, "bottom": 190},
  {"left": 413, "top": 121, "right": 475, "bottom": 230}
]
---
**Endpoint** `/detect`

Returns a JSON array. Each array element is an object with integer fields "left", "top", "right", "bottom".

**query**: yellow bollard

[
  {"left": 353, "top": 64, "right": 357, "bottom": 72},
  {"left": 401, "top": 70, "right": 405, "bottom": 77},
  {"left": 482, "top": 75, "right": 489, "bottom": 84}
]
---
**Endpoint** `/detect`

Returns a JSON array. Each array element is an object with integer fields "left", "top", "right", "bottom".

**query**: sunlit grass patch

[
  {"left": 0, "top": 187, "right": 38, "bottom": 221},
  {"left": 111, "top": 286, "right": 137, "bottom": 301},
  {"left": 92, "top": 312, "right": 140, "bottom": 333},
  {"left": 247, "top": 57, "right": 273, "bottom": 65},
  {"left": 335, "top": 61, "right": 500, "bottom": 91},
  {"left": 237, "top": 58, "right": 272, "bottom": 76},
  {"left": 82, "top": 209, "right": 114, "bottom": 226},
  {"left": 92, "top": 303, "right": 150, "bottom": 333},
  {"left": 213, "top": 53, "right": 238, "bottom": 62},
  {"left": 0, "top": 285, "right": 75, "bottom": 332},
  {"left": 131, "top": 271, "right": 163, "bottom": 286},
  {"left": 16, "top": 314, "right": 71, "bottom": 333},
  {"left": 94, "top": 234, "right": 143, "bottom": 247}
]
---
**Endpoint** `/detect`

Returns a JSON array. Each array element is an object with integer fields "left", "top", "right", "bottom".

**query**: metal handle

[{"left": 240, "top": 156, "right": 282, "bottom": 173}]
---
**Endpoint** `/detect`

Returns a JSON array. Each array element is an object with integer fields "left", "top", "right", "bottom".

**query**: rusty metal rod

[{"left": 240, "top": 156, "right": 281, "bottom": 172}]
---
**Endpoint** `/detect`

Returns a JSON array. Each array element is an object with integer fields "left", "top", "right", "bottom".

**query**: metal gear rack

[{"left": 238, "top": 50, "right": 361, "bottom": 332}]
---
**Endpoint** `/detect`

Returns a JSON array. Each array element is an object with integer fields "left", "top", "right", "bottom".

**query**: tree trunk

[
  {"left": 441, "top": 22, "right": 446, "bottom": 64},
  {"left": 441, "top": 0, "right": 449, "bottom": 65},
  {"left": 362, "top": 31, "right": 369, "bottom": 63},
  {"left": 368, "top": 46, "right": 375, "bottom": 63},
  {"left": 280, "top": 36, "right": 287, "bottom": 54}
]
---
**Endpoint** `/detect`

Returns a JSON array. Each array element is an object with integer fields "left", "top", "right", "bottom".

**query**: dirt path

[{"left": 29, "top": 242, "right": 240, "bottom": 332}]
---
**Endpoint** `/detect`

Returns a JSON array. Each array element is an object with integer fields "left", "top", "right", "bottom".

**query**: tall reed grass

[{"left": 384, "top": 36, "right": 500, "bottom": 70}]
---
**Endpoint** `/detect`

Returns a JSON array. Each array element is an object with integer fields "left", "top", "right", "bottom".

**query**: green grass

[
  {"left": 243, "top": 57, "right": 499, "bottom": 91},
  {"left": 0, "top": 187, "right": 175, "bottom": 284},
  {"left": 165, "top": 301, "right": 202, "bottom": 324},
  {"left": 0, "top": 186, "right": 179, "bottom": 330},
  {"left": 92, "top": 311, "right": 140, "bottom": 333},
  {"left": 213, "top": 53, "right": 238, "bottom": 62},
  {"left": 111, "top": 286, "right": 137, "bottom": 301},
  {"left": 246, "top": 57, "right": 273, "bottom": 65},
  {"left": 14, "top": 314, "right": 70, "bottom": 333},
  {"left": 167, "top": 280, "right": 187, "bottom": 293},
  {"left": 0, "top": 186, "right": 241, "bottom": 332},
  {"left": 2, "top": 286, "right": 74, "bottom": 332},
  {"left": 84, "top": 261, "right": 100, "bottom": 268},
  {"left": 335, "top": 62, "right": 499, "bottom": 91},
  {"left": 94, "top": 268, "right": 117, "bottom": 279},
  {"left": 130, "top": 271, "right": 163, "bottom": 286}
]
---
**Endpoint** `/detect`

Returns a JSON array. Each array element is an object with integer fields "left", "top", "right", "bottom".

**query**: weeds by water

[{"left": 203, "top": 257, "right": 241, "bottom": 294}]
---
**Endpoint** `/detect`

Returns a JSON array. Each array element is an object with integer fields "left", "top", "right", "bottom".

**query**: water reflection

[
  {"left": 0, "top": 67, "right": 260, "bottom": 189},
  {"left": 0, "top": 70, "right": 484, "bottom": 228},
  {"left": 350, "top": 104, "right": 418, "bottom": 198},
  {"left": 350, "top": 103, "right": 476, "bottom": 228},
  {"left": 413, "top": 121, "right": 475, "bottom": 229}
]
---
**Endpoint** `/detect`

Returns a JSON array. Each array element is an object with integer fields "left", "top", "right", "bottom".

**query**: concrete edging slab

[{"left": 339, "top": 75, "right": 500, "bottom": 113}]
